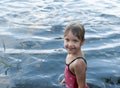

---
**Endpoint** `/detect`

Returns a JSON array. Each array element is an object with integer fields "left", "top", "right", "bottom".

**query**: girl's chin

[{"left": 67, "top": 51, "right": 75, "bottom": 54}]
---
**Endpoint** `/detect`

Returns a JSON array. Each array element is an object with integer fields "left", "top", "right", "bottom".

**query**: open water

[{"left": 0, "top": 0, "right": 120, "bottom": 88}]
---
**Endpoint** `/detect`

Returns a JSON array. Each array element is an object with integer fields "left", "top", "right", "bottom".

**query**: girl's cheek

[{"left": 64, "top": 43, "right": 67, "bottom": 49}]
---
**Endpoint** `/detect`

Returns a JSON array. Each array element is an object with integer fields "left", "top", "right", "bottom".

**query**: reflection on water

[{"left": 0, "top": 0, "right": 120, "bottom": 88}]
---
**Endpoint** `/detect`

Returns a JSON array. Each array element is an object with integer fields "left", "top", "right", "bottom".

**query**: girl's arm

[{"left": 74, "top": 59, "right": 87, "bottom": 88}]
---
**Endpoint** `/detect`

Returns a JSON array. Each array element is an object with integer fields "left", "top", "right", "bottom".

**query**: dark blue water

[{"left": 0, "top": 0, "right": 120, "bottom": 88}]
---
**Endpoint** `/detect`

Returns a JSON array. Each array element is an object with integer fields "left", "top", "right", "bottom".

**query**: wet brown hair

[{"left": 64, "top": 22, "right": 85, "bottom": 41}]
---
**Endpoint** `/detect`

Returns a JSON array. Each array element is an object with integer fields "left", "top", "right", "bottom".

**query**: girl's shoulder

[
  {"left": 73, "top": 57, "right": 87, "bottom": 70},
  {"left": 73, "top": 57, "right": 87, "bottom": 65}
]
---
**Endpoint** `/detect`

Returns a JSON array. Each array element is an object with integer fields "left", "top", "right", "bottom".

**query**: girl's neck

[{"left": 68, "top": 51, "right": 84, "bottom": 59}]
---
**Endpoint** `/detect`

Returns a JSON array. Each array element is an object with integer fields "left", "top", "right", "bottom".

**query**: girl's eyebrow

[{"left": 65, "top": 38, "right": 69, "bottom": 39}]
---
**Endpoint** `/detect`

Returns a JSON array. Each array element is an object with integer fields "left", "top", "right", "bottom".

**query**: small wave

[
  {"left": 0, "top": 48, "right": 65, "bottom": 54},
  {"left": 84, "top": 42, "right": 120, "bottom": 51}
]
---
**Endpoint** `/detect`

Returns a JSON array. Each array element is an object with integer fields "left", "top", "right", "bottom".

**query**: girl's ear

[{"left": 81, "top": 39, "right": 85, "bottom": 46}]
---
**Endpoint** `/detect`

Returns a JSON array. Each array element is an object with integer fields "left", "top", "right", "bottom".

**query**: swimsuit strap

[
  {"left": 66, "top": 57, "right": 87, "bottom": 76},
  {"left": 68, "top": 57, "right": 87, "bottom": 66}
]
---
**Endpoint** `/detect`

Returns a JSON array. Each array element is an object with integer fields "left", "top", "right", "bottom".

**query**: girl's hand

[{"left": 60, "top": 78, "right": 65, "bottom": 85}]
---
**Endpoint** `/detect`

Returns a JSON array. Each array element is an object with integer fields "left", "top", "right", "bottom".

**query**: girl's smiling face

[{"left": 64, "top": 31, "right": 84, "bottom": 55}]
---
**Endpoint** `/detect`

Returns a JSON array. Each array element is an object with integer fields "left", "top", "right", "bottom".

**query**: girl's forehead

[{"left": 64, "top": 31, "right": 78, "bottom": 38}]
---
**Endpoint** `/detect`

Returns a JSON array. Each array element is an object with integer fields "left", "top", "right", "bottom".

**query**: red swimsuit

[{"left": 64, "top": 57, "right": 88, "bottom": 88}]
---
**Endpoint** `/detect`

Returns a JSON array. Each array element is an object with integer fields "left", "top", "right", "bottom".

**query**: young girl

[{"left": 61, "top": 22, "right": 88, "bottom": 88}]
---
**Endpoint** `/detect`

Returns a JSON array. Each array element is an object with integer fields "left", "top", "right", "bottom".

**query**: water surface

[{"left": 0, "top": 0, "right": 120, "bottom": 88}]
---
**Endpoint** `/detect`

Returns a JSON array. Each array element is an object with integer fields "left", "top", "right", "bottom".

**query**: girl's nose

[{"left": 68, "top": 41, "right": 73, "bottom": 47}]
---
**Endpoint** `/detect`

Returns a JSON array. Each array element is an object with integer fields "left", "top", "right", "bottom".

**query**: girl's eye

[
  {"left": 73, "top": 39, "right": 78, "bottom": 42},
  {"left": 65, "top": 38, "right": 69, "bottom": 42}
]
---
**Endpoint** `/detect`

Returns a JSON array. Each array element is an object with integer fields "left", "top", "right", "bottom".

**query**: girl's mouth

[{"left": 68, "top": 48, "right": 75, "bottom": 51}]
